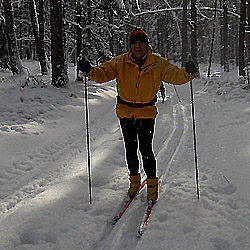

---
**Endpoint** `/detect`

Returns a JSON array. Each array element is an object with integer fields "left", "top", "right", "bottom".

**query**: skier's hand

[
  {"left": 185, "top": 60, "right": 197, "bottom": 75},
  {"left": 78, "top": 58, "right": 92, "bottom": 75}
]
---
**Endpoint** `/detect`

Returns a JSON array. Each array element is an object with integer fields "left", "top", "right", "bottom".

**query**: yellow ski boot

[
  {"left": 147, "top": 177, "right": 159, "bottom": 203},
  {"left": 128, "top": 174, "right": 141, "bottom": 198}
]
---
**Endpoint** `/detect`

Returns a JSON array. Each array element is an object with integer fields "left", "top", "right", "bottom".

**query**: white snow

[{"left": 0, "top": 61, "right": 250, "bottom": 250}]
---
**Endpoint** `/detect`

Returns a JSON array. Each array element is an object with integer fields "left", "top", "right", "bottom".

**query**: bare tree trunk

[
  {"left": 239, "top": 0, "right": 246, "bottom": 76},
  {"left": 247, "top": 0, "right": 250, "bottom": 61},
  {"left": 208, "top": 0, "right": 217, "bottom": 77},
  {"left": 223, "top": 0, "right": 229, "bottom": 72},
  {"left": 76, "top": 0, "right": 82, "bottom": 80},
  {"left": 105, "top": 2, "right": 114, "bottom": 56},
  {"left": 49, "top": 0, "right": 68, "bottom": 87},
  {"left": 37, "top": 0, "right": 48, "bottom": 74},
  {"left": 0, "top": 17, "right": 9, "bottom": 69},
  {"left": 29, "top": 0, "right": 48, "bottom": 75},
  {"left": 157, "top": 16, "right": 163, "bottom": 54},
  {"left": 19, "top": 2, "right": 23, "bottom": 60},
  {"left": 191, "top": 0, "right": 199, "bottom": 69},
  {"left": 220, "top": 0, "right": 224, "bottom": 66},
  {"left": 234, "top": 15, "right": 239, "bottom": 66},
  {"left": 108, "top": 12, "right": 114, "bottom": 55},
  {"left": 165, "top": 13, "right": 170, "bottom": 58},
  {"left": 181, "top": 0, "right": 188, "bottom": 67},
  {"left": 2, "top": 0, "right": 22, "bottom": 75},
  {"left": 239, "top": 0, "right": 247, "bottom": 76},
  {"left": 102, "top": 0, "right": 114, "bottom": 55},
  {"left": 87, "top": 0, "right": 91, "bottom": 39}
]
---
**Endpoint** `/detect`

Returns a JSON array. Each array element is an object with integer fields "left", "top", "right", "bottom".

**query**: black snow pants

[{"left": 119, "top": 118, "right": 156, "bottom": 179}]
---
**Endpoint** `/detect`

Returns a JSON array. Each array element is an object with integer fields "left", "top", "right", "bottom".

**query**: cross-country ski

[
  {"left": 112, "top": 179, "right": 147, "bottom": 225},
  {"left": 138, "top": 200, "right": 155, "bottom": 237}
]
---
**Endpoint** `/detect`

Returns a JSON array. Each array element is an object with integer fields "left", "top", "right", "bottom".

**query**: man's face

[{"left": 130, "top": 41, "right": 148, "bottom": 60}]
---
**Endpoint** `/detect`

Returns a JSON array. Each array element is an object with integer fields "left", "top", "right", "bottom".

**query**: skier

[{"left": 79, "top": 28, "right": 197, "bottom": 203}]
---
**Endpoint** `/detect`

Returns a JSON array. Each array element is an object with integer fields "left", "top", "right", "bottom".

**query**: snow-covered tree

[{"left": 1, "top": 0, "right": 248, "bottom": 81}]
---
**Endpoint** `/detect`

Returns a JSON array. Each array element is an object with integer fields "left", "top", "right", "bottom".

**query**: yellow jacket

[{"left": 88, "top": 49, "right": 190, "bottom": 119}]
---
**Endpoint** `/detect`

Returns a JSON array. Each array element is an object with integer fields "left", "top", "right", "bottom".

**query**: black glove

[
  {"left": 78, "top": 58, "right": 92, "bottom": 75},
  {"left": 185, "top": 60, "right": 197, "bottom": 75}
]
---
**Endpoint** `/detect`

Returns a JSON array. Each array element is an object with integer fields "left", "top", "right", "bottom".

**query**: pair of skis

[{"left": 111, "top": 179, "right": 158, "bottom": 237}]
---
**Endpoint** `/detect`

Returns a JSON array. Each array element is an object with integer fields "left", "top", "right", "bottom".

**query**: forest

[{"left": 0, "top": 0, "right": 249, "bottom": 87}]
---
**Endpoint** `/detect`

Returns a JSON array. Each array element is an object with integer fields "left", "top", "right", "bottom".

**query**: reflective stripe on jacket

[{"left": 87, "top": 49, "right": 190, "bottom": 119}]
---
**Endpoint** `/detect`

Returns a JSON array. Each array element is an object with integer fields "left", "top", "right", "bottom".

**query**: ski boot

[
  {"left": 128, "top": 174, "right": 141, "bottom": 198},
  {"left": 147, "top": 177, "right": 159, "bottom": 203}
]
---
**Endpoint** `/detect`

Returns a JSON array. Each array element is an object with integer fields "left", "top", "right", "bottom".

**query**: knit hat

[{"left": 129, "top": 29, "right": 148, "bottom": 46}]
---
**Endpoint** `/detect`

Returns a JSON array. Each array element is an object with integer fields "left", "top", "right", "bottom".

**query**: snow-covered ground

[{"left": 0, "top": 61, "right": 250, "bottom": 250}]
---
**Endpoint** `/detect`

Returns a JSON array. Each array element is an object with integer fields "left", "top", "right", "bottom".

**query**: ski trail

[
  {"left": 158, "top": 104, "right": 189, "bottom": 182},
  {"left": 92, "top": 97, "right": 190, "bottom": 250},
  {"left": 0, "top": 125, "right": 86, "bottom": 218},
  {"left": 0, "top": 81, "right": 117, "bottom": 219}
]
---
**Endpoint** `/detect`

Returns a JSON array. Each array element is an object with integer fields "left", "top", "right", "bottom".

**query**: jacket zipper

[
  {"left": 142, "top": 62, "right": 156, "bottom": 71},
  {"left": 136, "top": 61, "right": 157, "bottom": 101}
]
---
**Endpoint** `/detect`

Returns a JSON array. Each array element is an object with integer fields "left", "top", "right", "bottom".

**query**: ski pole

[
  {"left": 189, "top": 74, "right": 200, "bottom": 200},
  {"left": 84, "top": 75, "right": 92, "bottom": 204},
  {"left": 173, "top": 85, "right": 181, "bottom": 102}
]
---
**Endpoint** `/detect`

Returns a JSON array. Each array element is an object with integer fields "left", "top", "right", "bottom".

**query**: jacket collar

[
  {"left": 129, "top": 51, "right": 147, "bottom": 66},
  {"left": 126, "top": 49, "right": 157, "bottom": 71}
]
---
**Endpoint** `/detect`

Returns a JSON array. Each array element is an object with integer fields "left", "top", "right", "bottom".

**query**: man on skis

[{"left": 79, "top": 28, "right": 197, "bottom": 203}]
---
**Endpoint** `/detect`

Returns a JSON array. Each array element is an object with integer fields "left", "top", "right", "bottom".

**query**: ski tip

[
  {"left": 111, "top": 216, "right": 120, "bottom": 225},
  {"left": 138, "top": 229, "right": 143, "bottom": 237}
]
